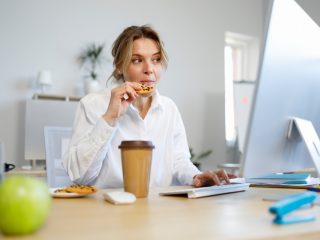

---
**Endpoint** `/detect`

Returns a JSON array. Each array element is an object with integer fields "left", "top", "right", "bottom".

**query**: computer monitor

[{"left": 240, "top": 0, "right": 320, "bottom": 178}]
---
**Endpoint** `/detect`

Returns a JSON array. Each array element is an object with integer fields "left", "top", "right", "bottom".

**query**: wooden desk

[{"left": 2, "top": 187, "right": 320, "bottom": 240}]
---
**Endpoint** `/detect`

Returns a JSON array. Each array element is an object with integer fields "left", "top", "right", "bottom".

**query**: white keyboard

[{"left": 159, "top": 183, "right": 250, "bottom": 199}]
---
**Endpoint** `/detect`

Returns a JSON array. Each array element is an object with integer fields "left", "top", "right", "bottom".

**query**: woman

[{"left": 63, "top": 25, "right": 236, "bottom": 188}]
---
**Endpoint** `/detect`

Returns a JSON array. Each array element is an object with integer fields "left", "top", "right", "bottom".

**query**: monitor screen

[{"left": 240, "top": 0, "right": 320, "bottom": 177}]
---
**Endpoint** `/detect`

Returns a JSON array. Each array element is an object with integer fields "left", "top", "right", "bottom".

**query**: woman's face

[{"left": 123, "top": 38, "right": 163, "bottom": 88}]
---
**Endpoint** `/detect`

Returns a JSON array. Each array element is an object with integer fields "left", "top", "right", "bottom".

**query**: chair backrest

[{"left": 44, "top": 126, "right": 73, "bottom": 188}]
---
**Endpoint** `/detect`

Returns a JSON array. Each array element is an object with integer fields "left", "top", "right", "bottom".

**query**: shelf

[
  {"left": 6, "top": 169, "right": 47, "bottom": 178},
  {"left": 32, "top": 94, "right": 81, "bottom": 101}
]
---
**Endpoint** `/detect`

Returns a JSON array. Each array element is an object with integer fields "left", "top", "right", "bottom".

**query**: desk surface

[{"left": 2, "top": 187, "right": 320, "bottom": 240}]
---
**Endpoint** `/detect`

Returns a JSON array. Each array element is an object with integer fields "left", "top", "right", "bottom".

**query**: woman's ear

[
  {"left": 118, "top": 69, "right": 126, "bottom": 81},
  {"left": 115, "top": 65, "right": 122, "bottom": 74}
]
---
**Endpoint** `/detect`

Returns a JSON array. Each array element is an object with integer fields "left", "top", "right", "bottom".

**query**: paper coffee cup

[{"left": 119, "top": 141, "right": 154, "bottom": 198}]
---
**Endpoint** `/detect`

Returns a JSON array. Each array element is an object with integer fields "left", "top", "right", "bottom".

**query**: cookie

[
  {"left": 54, "top": 188, "right": 68, "bottom": 193},
  {"left": 55, "top": 185, "right": 97, "bottom": 194},
  {"left": 137, "top": 85, "right": 154, "bottom": 95}
]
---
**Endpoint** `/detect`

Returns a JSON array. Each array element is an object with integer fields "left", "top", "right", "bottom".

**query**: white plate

[{"left": 49, "top": 188, "right": 93, "bottom": 198}]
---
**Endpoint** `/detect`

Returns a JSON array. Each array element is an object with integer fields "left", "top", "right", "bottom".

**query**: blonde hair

[{"left": 110, "top": 25, "right": 168, "bottom": 80}]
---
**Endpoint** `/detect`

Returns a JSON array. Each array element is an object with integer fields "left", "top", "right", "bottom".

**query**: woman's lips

[{"left": 140, "top": 80, "right": 155, "bottom": 86}]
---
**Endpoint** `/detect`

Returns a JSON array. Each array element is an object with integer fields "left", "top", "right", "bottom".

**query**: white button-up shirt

[{"left": 63, "top": 85, "right": 200, "bottom": 188}]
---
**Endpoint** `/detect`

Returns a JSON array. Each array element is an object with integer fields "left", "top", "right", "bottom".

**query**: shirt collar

[{"left": 150, "top": 90, "right": 164, "bottom": 111}]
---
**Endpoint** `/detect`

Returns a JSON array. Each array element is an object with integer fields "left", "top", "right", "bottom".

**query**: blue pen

[{"left": 307, "top": 185, "right": 320, "bottom": 193}]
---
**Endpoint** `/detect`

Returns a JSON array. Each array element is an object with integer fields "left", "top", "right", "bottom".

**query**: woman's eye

[
  {"left": 132, "top": 58, "right": 141, "bottom": 64},
  {"left": 152, "top": 57, "right": 161, "bottom": 63}
]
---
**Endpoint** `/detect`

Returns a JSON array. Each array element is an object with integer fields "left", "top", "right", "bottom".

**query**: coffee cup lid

[{"left": 119, "top": 141, "right": 155, "bottom": 149}]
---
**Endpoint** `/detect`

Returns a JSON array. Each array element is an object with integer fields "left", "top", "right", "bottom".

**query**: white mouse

[{"left": 103, "top": 191, "right": 136, "bottom": 205}]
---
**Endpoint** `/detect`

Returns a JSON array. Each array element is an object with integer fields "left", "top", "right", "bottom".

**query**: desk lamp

[{"left": 37, "top": 70, "right": 52, "bottom": 94}]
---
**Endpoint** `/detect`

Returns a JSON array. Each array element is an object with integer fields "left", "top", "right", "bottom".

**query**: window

[
  {"left": 224, "top": 45, "right": 236, "bottom": 144},
  {"left": 224, "top": 32, "right": 259, "bottom": 147}
]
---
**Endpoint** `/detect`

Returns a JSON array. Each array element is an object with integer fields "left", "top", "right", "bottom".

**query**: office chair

[{"left": 44, "top": 126, "right": 73, "bottom": 188}]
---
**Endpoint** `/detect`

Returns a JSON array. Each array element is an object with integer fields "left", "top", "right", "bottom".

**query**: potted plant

[
  {"left": 189, "top": 147, "right": 212, "bottom": 170},
  {"left": 77, "top": 43, "right": 106, "bottom": 94}
]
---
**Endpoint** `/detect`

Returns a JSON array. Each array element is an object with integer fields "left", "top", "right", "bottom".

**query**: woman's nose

[{"left": 143, "top": 61, "right": 153, "bottom": 74}]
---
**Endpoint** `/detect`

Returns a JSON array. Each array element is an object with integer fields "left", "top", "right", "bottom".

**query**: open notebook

[{"left": 159, "top": 183, "right": 250, "bottom": 199}]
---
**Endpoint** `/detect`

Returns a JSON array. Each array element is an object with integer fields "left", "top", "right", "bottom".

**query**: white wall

[{"left": 0, "top": 0, "right": 264, "bottom": 169}]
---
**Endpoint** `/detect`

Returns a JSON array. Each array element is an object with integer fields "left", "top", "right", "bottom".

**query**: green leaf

[
  {"left": 195, "top": 150, "right": 212, "bottom": 161},
  {"left": 77, "top": 42, "right": 106, "bottom": 80},
  {"left": 189, "top": 147, "right": 213, "bottom": 162}
]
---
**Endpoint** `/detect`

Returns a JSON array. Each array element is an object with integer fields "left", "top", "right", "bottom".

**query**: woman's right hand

[
  {"left": 102, "top": 81, "right": 141, "bottom": 126},
  {"left": 192, "top": 169, "right": 237, "bottom": 187}
]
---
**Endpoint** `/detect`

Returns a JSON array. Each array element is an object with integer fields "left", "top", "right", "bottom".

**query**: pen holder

[{"left": 269, "top": 192, "right": 317, "bottom": 224}]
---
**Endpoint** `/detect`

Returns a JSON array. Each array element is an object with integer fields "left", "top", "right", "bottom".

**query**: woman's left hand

[{"left": 192, "top": 169, "right": 237, "bottom": 187}]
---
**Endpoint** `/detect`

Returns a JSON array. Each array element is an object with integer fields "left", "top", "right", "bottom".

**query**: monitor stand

[{"left": 287, "top": 117, "right": 320, "bottom": 176}]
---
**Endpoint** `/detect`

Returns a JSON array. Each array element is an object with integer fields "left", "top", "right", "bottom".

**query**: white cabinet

[{"left": 24, "top": 94, "right": 80, "bottom": 162}]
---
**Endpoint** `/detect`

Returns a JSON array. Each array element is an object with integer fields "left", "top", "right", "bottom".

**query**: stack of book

[{"left": 245, "top": 173, "right": 319, "bottom": 188}]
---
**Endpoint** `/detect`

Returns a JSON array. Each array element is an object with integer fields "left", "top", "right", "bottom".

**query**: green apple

[{"left": 0, "top": 176, "right": 51, "bottom": 236}]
